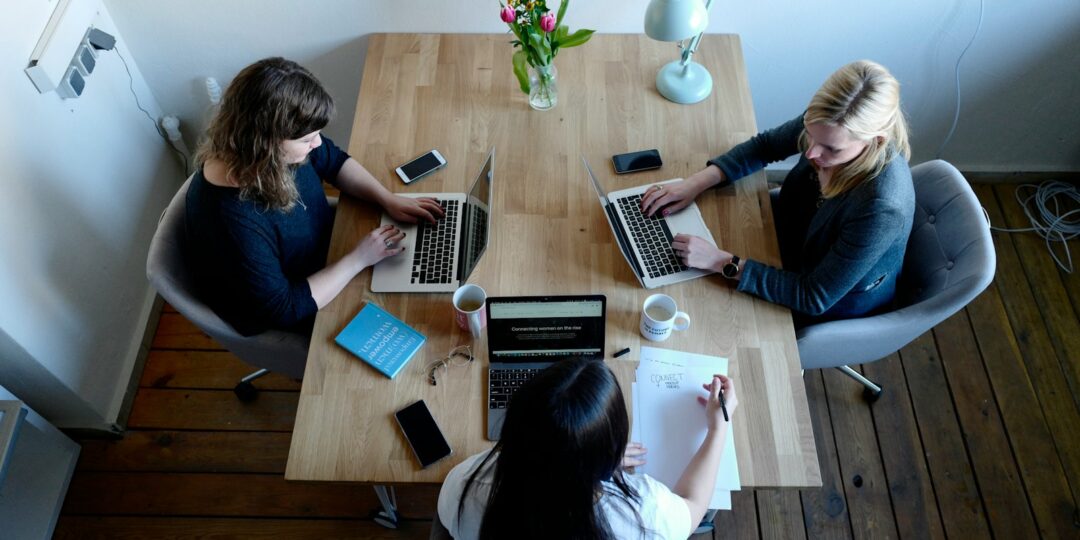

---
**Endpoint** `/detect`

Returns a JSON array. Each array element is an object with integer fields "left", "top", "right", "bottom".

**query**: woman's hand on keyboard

[
  {"left": 384, "top": 195, "right": 444, "bottom": 224},
  {"left": 672, "top": 233, "right": 729, "bottom": 272},
  {"left": 355, "top": 224, "right": 407, "bottom": 268},
  {"left": 641, "top": 165, "right": 725, "bottom": 217}
]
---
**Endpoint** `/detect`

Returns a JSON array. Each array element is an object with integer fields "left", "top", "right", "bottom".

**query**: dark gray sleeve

[
  {"left": 707, "top": 115, "right": 804, "bottom": 185},
  {"left": 735, "top": 196, "right": 907, "bottom": 316}
]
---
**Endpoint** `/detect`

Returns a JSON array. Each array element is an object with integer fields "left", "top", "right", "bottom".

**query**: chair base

[
  {"left": 233, "top": 369, "right": 271, "bottom": 402},
  {"left": 836, "top": 365, "right": 883, "bottom": 404}
]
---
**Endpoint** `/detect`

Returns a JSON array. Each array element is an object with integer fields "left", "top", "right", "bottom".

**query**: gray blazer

[{"left": 708, "top": 116, "right": 915, "bottom": 322}]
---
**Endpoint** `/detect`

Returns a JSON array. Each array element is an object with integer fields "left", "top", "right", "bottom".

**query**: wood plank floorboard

[{"left": 57, "top": 180, "right": 1080, "bottom": 538}]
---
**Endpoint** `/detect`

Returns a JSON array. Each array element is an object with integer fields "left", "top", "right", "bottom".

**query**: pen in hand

[{"left": 718, "top": 377, "right": 730, "bottom": 422}]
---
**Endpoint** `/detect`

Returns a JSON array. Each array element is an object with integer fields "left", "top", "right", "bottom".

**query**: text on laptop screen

[{"left": 488, "top": 299, "right": 604, "bottom": 358}]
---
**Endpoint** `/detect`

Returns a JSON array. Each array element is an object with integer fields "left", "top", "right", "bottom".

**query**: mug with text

[
  {"left": 639, "top": 294, "right": 690, "bottom": 342},
  {"left": 453, "top": 284, "right": 487, "bottom": 339}
]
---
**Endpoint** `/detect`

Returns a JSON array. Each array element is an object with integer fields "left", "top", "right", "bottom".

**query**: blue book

[{"left": 335, "top": 303, "right": 426, "bottom": 379}]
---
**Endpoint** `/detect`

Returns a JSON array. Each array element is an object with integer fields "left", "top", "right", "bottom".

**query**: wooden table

[{"left": 286, "top": 33, "right": 821, "bottom": 489}]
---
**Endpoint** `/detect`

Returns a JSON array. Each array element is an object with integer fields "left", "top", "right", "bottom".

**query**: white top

[{"left": 437, "top": 450, "right": 692, "bottom": 540}]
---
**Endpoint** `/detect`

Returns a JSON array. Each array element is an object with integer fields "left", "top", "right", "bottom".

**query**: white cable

[
  {"left": 936, "top": 0, "right": 985, "bottom": 159},
  {"left": 205, "top": 77, "right": 222, "bottom": 105},
  {"left": 985, "top": 181, "right": 1080, "bottom": 273}
]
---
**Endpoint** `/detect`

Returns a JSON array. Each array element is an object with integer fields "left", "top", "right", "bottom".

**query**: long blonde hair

[
  {"left": 800, "top": 60, "right": 910, "bottom": 198},
  {"left": 196, "top": 57, "right": 334, "bottom": 211}
]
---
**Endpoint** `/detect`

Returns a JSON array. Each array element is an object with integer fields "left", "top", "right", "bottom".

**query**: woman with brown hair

[{"left": 186, "top": 57, "right": 443, "bottom": 335}]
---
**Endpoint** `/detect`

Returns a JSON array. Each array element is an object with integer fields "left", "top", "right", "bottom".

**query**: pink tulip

[
  {"left": 500, "top": 6, "right": 516, "bottom": 24},
  {"left": 540, "top": 12, "right": 557, "bottom": 33}
]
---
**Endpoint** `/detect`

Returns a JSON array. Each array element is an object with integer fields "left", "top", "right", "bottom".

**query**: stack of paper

[{"left": 630, "top": 346, "right": 740, "bottom": 510}]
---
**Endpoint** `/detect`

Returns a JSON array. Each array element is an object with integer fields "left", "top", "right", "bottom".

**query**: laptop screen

[
  {"left": 457, "top": 149, "right": 494, "bottom": 282},
  {"left": 486, "top": 295, "right": 606, "bottom": 362}
]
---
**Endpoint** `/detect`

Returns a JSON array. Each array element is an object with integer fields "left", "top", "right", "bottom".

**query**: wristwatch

[{"left": 721, "top": 255, "right": 741, "bottom": 279}]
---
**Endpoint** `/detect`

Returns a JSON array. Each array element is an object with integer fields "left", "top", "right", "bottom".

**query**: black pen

[
  {"left": 718, "top": 379, "right": 730, "bottom": 422},
  {"left": 613, "top": 347, "right": 631, "bottom": 358}
]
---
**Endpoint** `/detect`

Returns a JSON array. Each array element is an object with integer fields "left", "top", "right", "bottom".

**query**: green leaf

[
  {"left": 555, "top": 24, "right": 569, "bottom": 43},
  {"left": 558, "top": 28, "right": 595, "bottom": 49},
  {"left": 556, "top": 0, "right": 569, "bottom": 26},
  {"left": 512, "top": 50, "right": 530, "bottom": 94}
]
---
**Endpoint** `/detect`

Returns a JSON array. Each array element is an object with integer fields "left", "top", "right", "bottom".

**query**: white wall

[
  {"left": 104, "top": 0, "right": 1080, "bottom": 172},
  {"left": 0, "top": 1, "right": 183, "bottom": 428}
]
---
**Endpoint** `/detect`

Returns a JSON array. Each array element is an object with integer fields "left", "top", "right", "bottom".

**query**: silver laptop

[
  {"left": 582, "top": 157, "right": 717, "bottom": 289},
  {"left": 485, "top": 295, "right": 606, "bottom": 440},
  {"left": 371, "top": 149, "right": 494, "bottom": 293}
]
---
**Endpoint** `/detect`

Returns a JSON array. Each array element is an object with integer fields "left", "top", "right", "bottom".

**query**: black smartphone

[
  {"left": 612, "top": 149, "right": 662, "bottom": 174},
  {"left": 394, "top": 400, "right": 452, "bottom": 468}
]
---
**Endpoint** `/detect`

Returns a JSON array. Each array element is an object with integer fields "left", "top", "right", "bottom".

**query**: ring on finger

[{"left": 384, "top": 240, "right": 394, "bottom": 248}]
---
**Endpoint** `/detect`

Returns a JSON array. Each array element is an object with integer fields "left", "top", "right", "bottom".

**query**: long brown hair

[
  {"left": 196, "top": 57, "right": 334, "bottom": 210},
  {"left": 799, "top": 60, "right": 910, "bottom": 198}
]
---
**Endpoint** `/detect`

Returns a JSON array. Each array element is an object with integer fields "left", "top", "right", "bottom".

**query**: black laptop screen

[{"left": 486, "top": 296, "right": 605, "bottom": 361}]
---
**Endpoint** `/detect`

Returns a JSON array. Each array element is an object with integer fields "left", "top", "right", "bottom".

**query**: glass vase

[{"left": 528, "top": 64, "right": 558, "bottom": 111}]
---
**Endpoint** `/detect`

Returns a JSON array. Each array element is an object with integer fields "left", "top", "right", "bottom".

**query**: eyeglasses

[{"left": 426, "top": 345, "right": 474, "bottom": 386}]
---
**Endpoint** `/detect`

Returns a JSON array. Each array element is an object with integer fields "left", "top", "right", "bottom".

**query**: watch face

[{"left": 722, "top": 262, "right": 738, "bottom": 278}]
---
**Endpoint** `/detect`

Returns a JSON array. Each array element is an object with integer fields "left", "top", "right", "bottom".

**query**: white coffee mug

[
  {"left": 453, "top": 284, "right": 487, "bottom": 339},
  {"left": 639, "top": 294, "right": 690, "bottom": 342}
]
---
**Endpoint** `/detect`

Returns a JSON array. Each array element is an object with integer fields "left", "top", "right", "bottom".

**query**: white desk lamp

[{"left": 644, "top": 0, "right": 714, "bottom": 104}]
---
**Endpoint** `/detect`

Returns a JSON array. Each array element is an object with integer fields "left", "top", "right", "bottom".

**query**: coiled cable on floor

[{"left": 985, "top": 180, "right": 1080, "bottom": 273}]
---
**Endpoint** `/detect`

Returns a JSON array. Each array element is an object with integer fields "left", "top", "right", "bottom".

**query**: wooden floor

[{"left": 56, "top": 183, "right": 1080, "bottom": 539}]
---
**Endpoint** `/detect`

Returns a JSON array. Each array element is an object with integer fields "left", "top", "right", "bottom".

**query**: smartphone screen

[
  {"left": 400, "top": 152, "right": 444, "bottom": 182},
  {"left": 394, "top": 400, "right": 452, "bottom": 468},
  {"left": 612, "top": 149, "right": 662, "bottom": 174}
]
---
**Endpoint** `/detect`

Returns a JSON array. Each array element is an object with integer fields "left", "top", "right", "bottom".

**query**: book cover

[{"left": 335, "top": 303, "right": 426, "bottom": 379}]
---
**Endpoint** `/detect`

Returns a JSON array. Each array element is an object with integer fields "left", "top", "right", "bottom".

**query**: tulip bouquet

[{"left": 499, "top": 0, "right": 594, "bottom": 108}]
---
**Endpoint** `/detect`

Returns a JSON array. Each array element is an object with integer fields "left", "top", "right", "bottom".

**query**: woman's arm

[
  {"left": 335, "top": 158, "right": 444, "bottom": 224},
  {"left": 673, "top": 375, "right": 738, "bottom": 530},
  {"left": 306, "top": 224, "right": 405, "bottom": 309}
]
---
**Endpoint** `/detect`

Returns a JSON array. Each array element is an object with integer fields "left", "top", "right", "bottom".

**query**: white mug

[
  {"left": 639, "top": 294, "right": 690, "bottom": 342},
  {"left": 453, "top": 284, "right": 487, "bottom": 339}
]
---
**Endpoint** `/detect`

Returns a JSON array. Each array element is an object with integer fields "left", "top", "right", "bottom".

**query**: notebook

[
  {"left": 370, "top": 149, "right": 494, "bottom": 293},
  {"left": 484, "top": 295, "right": 606, "bottom": 440},
  {"left": 335, "top": 303, "right": 426, "bottom": 379},
  {"left": 582, "top": 157, "right": 718, "bottom": 289}
]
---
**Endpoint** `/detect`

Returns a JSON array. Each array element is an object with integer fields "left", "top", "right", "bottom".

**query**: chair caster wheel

[
  {"left": 233, "top": 381, "right": 259, "bottom": 402},
  {"left": 862, "top": 386, "right": 883, "bottom": 403},
  {"left": 374, "top": 510, "right": 399, "bottom": 529}
]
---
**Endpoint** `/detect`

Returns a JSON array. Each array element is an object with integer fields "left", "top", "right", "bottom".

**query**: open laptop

[
  {"left": 371, "top": 149, "right": 494, "bottom": 293},
  {"left": 582, "top": 157, "right": 718, "bottom": 289},
  {"left": 485, "top": 295, "right": 606, "bottom": 440}
]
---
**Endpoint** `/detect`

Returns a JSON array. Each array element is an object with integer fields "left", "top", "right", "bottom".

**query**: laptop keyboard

[
  {"left": 411, "top": 200, "right": 459, "bottom": 284},
  {"left": 488, "top": 368, "right": 542, "bottom": 409},
  {"left": 616, "top": 194, "right": 688, "bottom": 279}
]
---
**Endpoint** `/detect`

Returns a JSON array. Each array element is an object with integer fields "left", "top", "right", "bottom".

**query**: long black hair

[{"left": 459, "top": 358, "right": 644, "bottom": 539}]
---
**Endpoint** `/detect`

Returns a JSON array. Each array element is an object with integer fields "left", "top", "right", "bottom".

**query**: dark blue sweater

[
  {"left": 708, "top": 116, "right": 914, "bottom": 323},
  {"left": 185, "top": 137, "right": 349, "bottom": 336}
]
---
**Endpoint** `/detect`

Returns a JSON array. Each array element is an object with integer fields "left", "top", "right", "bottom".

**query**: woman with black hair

[{"left": 437, "top": 358, "right": 737, "bottom": 539}]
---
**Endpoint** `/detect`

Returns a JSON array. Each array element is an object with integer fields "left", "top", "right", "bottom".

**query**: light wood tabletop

[{"left": 286, "top": 33, "right": 821, "bottom": 488}]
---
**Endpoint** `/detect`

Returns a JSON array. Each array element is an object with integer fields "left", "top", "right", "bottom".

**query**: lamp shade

[{"left": 644, "top": 0, "right": 709, "bottom": 42}]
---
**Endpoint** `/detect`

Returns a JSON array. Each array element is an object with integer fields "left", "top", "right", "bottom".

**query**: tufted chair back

[{"left": 795, "top": 160, "right": 996, "bottom": 371}]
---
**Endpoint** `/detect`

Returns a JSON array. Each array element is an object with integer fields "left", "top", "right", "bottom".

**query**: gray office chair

[
  {"left": 783, "top": 160, "right": 996, "bottom": 402},
  {"left": 146, "top": 177, "right": 313, "bottom": 401}
]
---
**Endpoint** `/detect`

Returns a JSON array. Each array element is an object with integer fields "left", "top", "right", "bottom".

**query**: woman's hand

[
  {"left": 672, "top": 234, "right": 730, "bottom": 272},
  {"left": 353, "top": 224, "right": 407, "bottom": 269},
  {"left": 639, "top": 165, "right": 724, "bottom": 217},
  {"left": 697, "top": 375, "right": 737, "bottom": 432},
  {"left": 621, "top": 442, "right": 648, "bottom": 472},
  {"left": 383, "top": 194, "right": 444, "bottom": 224}
]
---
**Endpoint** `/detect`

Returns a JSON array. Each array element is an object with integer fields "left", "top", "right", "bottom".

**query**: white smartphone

[{"left": 395, "top": 149, "right": 447, "bottom": 184}]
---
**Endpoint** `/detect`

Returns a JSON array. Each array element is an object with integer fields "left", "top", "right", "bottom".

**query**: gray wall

[
  {"left": 0, "top": 0, "right": 182, "bottom": 428},
  {"left": 106, "top": 0, "right": 1080, "bottom": 172}
]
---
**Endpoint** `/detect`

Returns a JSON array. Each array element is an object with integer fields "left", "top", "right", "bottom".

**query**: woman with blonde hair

[
  {"left": 642, "top": 60, "right": 914, "bottom": 323},
  {"left": 186, "top": 57, "right": 443, "bottom": 336}
]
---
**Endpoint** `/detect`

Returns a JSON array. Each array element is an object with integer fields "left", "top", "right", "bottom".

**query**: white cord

[
  {"left": 985, "top": 181, "right": 1080, "bottom": 273},
  {"left": 936, "top": 0, "right": 985, "bottom": 159},
  {"left": 113, "top": 48, "right": 191, "bottom": 174}
]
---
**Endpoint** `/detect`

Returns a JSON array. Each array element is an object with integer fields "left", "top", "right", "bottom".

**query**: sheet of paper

[{"left": 632, "top": 346, "right": 739, "bottom": 509}]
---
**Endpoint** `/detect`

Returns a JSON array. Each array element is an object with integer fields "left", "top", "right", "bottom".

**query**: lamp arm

[{"left": 680, "top": 0, "right": 715, "bottom": 66}]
